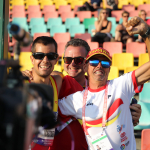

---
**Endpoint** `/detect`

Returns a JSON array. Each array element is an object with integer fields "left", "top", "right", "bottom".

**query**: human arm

[
  {"left": 95, "top": 20, "right": 103, "bottom": 32},
  {"left": 100, "top": 21, "right": 112, "bottom": 33},
  {"left": 126, "top": 17, "right": 150, "bottom": 85},
  {"left": 22, "top": 68, "right": 33, "bottom": 80}
]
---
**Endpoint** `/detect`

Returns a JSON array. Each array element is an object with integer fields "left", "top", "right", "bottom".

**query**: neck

[
  {"left": 74, "top": 74, "right": 86, "bottom": 87},
  {"left": 89, "top": 79, "right": 107, "bottom": 89}
]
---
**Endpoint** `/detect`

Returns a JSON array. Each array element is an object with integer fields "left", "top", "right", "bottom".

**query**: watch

[{"left": 141, "top": 27, "right": 150, "bottom": 38}]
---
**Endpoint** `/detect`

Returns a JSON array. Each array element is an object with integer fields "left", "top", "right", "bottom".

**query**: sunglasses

[
  {"left": 102, "top": 12, "right": 108, "bottom": 14},
  {"left": 63, "top": 57, "right": 85, "bottom": 65},
  {"left": 32, "top": 52, "right": 58, "bottom": 60},
  {"left": 123, "top": 15, "right": 129, "bottom": 18},
  {"left": 89, "top": 59, "right": 111, "bottom": 68}
]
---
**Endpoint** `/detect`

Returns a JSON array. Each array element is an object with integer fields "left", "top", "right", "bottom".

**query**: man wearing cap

[{"left": 58, "top": 16, "right": 150, "bottom": 150}]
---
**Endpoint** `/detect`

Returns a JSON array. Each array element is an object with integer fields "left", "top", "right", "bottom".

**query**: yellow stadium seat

[
  {"left": 124, "top": 66, "right": 138, "bottom": 74},
  {"left": 112, "top": 53, "right": 134, "bottom": 71},
  {"left": 40, "top": 0, "right": 53, "bottom": 9},
  {"left": 108, "top": 66, "right": 119, "bottom": 80},
  {"left": 118, "top": 0, "right": 129, "bottom": 9},
  {"left": 54, "top": 64, "right": 62, "bottom": 72},
  {"left": 18, "top": 52, "right": 33, "bottom": 72},
  {"left": 139, "top": 53, "right": 149, "bottom": 67},
  {"left": 130, "top": 0, "right": 144, "bottom": 7},
  {"left": 82, "top": 0, "right": 88, "bottom": 3},
  {"left": 145, "top": 0, "right": 150, "bottom": 3},
  {"left": 54, "top": 0, "right": 68, "bottom": 9},
  {"left": 71, "top": 0, "right": 83, "bottom": 9},
  {"left": 9, "top": 0, "right": 24, "bottom": 9},
  {"left": 24, "top": 0, "right": 39, "bottom": 9}
]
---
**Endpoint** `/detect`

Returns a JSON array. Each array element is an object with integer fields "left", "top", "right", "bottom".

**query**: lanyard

[{"left": 82, "top": 82, "right": 109, "bottom": 135}]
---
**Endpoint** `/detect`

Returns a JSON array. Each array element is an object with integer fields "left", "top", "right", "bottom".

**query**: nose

[
  {"left": 70, "top": 59, "right": 76, "bottom": 66},
  {"left": 96, "top": 61, "right": 102, "bottom": 68},
  {"left": 43, "top": 55, "right": 49, "bottom": 62}
]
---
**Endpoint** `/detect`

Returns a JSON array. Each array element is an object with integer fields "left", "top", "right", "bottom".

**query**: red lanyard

[{"left": 82, "top": 82, "right": 109, "bottom": 135}]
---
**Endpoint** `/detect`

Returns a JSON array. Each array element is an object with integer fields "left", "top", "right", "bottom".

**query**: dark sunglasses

[
  {"left": 102, "top": 12, "right": 108, "bottom": 14},
  {"left": 63, "top": 57, "right": 85, "bottom": 65},
  {"left": 32, "top": 52, "right": 58, "bottom": 60},
  {"left": 89, "top": 59, "right": 111, "bottom": 68}
]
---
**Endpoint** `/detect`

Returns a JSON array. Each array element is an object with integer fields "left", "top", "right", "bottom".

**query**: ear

[
  {"left": 30, "top": 55, "right": 34, "bottom": 65},
  {"left": 83, "top": 62, "right": 88, "bottom": 73}
]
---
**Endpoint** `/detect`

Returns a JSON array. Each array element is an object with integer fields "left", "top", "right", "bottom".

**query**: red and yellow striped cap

[{"left": 86, "top": 47, "right": 112, "bottom": 62}]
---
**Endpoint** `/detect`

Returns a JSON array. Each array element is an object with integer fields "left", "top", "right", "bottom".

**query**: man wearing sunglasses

[{"left": 58, "top": 17, "right": 150, "bottom": 150}]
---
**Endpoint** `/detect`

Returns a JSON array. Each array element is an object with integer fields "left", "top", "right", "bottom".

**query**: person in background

[
  {"left": 115, "top": 11, "right": 133, "bottom": 44},
  {"left": 92, "top": 9, "right": 112, "bottom": 45}
]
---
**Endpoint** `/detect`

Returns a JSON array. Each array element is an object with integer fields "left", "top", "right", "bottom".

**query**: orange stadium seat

[
  {"left": 103, "top": 42, "right": 123, "bottom": 57},
  {"left": 138, "top": 4, "right": 150, "bottom": 12},
  {"left": 58, "top": 5, "right": 71, "bottom": 14},
  {"left": 129, "top": 10, "right": 139, "bottom": 17},
  {"left": 60, "top": 12, "right": 75, "bottom": 22},
  {"left": 111, "top": 10, "right": 123, "bottom": 22},
  {"left": 33, "top": 32, "right": 50, "bottom": 40},
  {"left": 91, "top": 11, "right": 98, "bottom": 17},
  {"left": 44, "top": 11, "right": 58, "bottom": 22},
  {"left": 42, "top": 5, "right": 56, "bottom": 14},
  {"left": 26, "top": 5, "right": 40, "bottom": 15},
  {"left": 57, "top": 42, "right": 66, "bottom": 57},
  {"left": 122, "top": 5, "right": 135, "bottom": 12},
  {"left": 87, "top": 42, "right": 99, "bottom": 50},
  {"left": 54, "top": 33, "right": 71, "bottom": 44},
  {"left": 74, "top": 33, "right": 91, "bottom": 42},
  {"left": 126, "top": 42, "right": 146, "bottom": 58},
  {"left": 27, "top": 11, "right": 42, "bottom": 22},
  {"left": 10, "top": 11, "right": 26, "bottom": 22},
  {"left": 74, "top": 5, "right": 80, "bottom": 14},
  {"left": 76, "top": 11, "right": 91, "bottom": 22},
  {"left": 147, "top": 11, "right": 150, "bottom": 17},
  {"left": 141, "top": 129, "right": 150, "bottom": 150},
  {"left": 11, "top": 5, "right": 25, "bottom": 14}
]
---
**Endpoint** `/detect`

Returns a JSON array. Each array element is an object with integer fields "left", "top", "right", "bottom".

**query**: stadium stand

[
  {"left": 60, "top": 11, "right": 75, "bottom": 22},
  {"left": 33, "top": 32, "right": 50, "bottom": 40},
  {"left": 58, "top": 5, "right": 71, "bottom": 14},
  {"left": 122, "top": 5, "right": 135, "bottom": 12},
  {"left": 53, "top": 33, "right": 71, "bottom": 44},
  {"left": 40, "top": 0, "right": 53, "bottom": 9},
  {"left": 31, "top": 24, "right": 47, "bottom": 36},
  {"left": 65, "top": 18, "right": 80, "bottom": 29},
  {"left": 47, "top": 18, "right": 62, "bottom": 30},
  {"left": 141, "top": 129, "right": 150, "bottom": 150},
  {"left": 57, "top": 42, "right": 66, "bottom": 57},
  {"left": 74, "top": 33, "right": 91, "bottom": 42},
  {"left": 139, "top": 53, "right": 149, "bottom": 66},
  {"left": 124, "top": 66, "right": 138, "bottom": 73},
  {"left": 76, "top": 11, "right": 92, "bottom": 22},
  {"left": 44, "top": 11, "right": 58, "bottom": 22},
  {"left": 108, "top": 66, "right": 119, "bottom": 80},
  {"left": 111, "top": 10, "right": 123, "bottom": 22},
  {"left": 50, "top": 25, "right": 66, "bottom": 37},
  {"left": 29, "top": 18, "right": 45, "bottom": 29},
  {"left": 42, "top": 5, "right": 56, "bottom": 14}
]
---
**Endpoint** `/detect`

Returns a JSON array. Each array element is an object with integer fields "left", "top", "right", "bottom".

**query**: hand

[
  {"left": 22, "top": 68, "right": 33, "bottom": 81},
  {"left": 125, "top": 17, "right": 149, "bottom": 36},
  {"left": 130, "top": 104, "right": 141, "bottom": 126}
]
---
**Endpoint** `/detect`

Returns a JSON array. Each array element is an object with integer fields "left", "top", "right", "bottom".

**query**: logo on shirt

[
  {"left": 86, "top": 102, "right": 93, "bottom": 106},
  {"left": 117, "top": 124, "right": 125, "bottom": 134},
  {"left": 120, "top": 132, "right": 128, "bottom": 142},
  {"left": 108, "top": 95, "right": 111, "bottom": 98},
  {"left": 120, "top": 141, "right": 129, "bottom": 150}
]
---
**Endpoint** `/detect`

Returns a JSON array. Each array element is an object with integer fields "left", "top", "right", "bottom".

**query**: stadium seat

[
  {"left": 129, "top": 10, "right": 139, "bottom": 17},
  {"left": 9, "top": 0, "right": 24, "bottom": 9},
  {"left": 130, "top": 0, "right": 144, "bottom": 7},
  {"left": 73, "top": 5, "right": 81, "bottom": 13},
  {"left": 50, "top": 25, "right": 66, "bottom": 37},
  {"left": 134, "top": 101, "right": 150, "bottom": 130},
  {"left": 65, "top": 18, "right": 80, "bottom": 29},
  {"left": 60, "top": 11, "right": 75, "bottom": 22},
  {"left": 108, "top": 66, "right": 119, "bottom": 80},
  {"left": 40, "top": 0, "right": 53, "bottom": 9},
  {"left": 62, "top": 70, "right": 68, "bottom": 76},
  {"left": 55, "top": 0, "right": 68, "bottom": 9},
  {"left": 141, "top": 129, "right": 150, "bottom": 150},
  {"left": 103, "top": 42, "right": 123, "bottom": 57},
  {"left": 57, "top": 42, "right": 66, "bottom": 57},
  {"left": 19, "top": 45, "right": 32, "bottom": 52},
  {"left": 87, "top": 42, "right": 99, "bottom": 50},
  {"left": 54, "top": 33, "right": 71, "bottom": 44},
  {"left": 58, "top": 5, "right": 71, "bottom": 14},
  {"left": 29, "top": 17, "right": 45, "bottom": 29},
  {"left": 83, "top": 18, "right": 97, "bottom": 30},
  {"left": 147, "top": 11, "right": 150, "bottom": 17},
  {"left": 112, "top": 53, "right": 134, "bottom": 71},
  {"left": 118, "top": 0, "right": 129, "bottom": 9},
  {"left": 91, "top": 11, "right": 98, "bottom": 17},
  {"left": 76, "top": 11, "right": 91, "bottom": 22},
  {"left": 111, "top": 10, "right": 123, "bottom": 22},
  {"left": 31, "top": 24, "right": 47, "bottom": 36},
  {"left": 122, "top": 5, "right": 135, "bottom": 12},
  {"left": 47, "top": 18, "right": 62, "bottom": 30},
  {"left": 54, "top": 64, "right": 62, "bottom": 72},
  {"left": 139, "top": 53, "right": 149, "bottom": 66},
  {"left": 42, "top": 5, "right": 56, "bottom": 14},
  {"left": 139, "top": 83, "right": 150, "bottom": 103},
  {"left": 138, "top": 4, "right": 150, "bottom": 12},
  {"left": 19, "top": 52, "right": 33, "bottom": 71},
  {"left": 124, "top": 66, "right": 138, "bottom": 73},
  {"left": 71, "top": 0, "right": 83, "bottom": 9},
  {"left": 74, "top": 33, "right": 91, "bottom": 41},
  {"left": 25, "top": 0, "right": 39, "bottom": 9},
  {"left": 11, "top": 5, "right": 25, "bottom": 15},
  {"left": 26, "top": 5, "right": 40, "bottom": 15},
  {"left": 107, "top": 17, "right": 117, "bottom": 37},
  {"left": 69, "top": 24, "right": 85, "bottom": 37},
  {"left": 33, "top": 32, "right": 50, "bottom": 40},
  {"left": 44, "top": 11, "right": 58, "bottom": 22},
  {"left": 126, "top": 42, "right": 146, "bottom": 58},
  {"left": 27, "top": 11, "right": 42, "bottom": 22},
  {"left": 88, "top": 24, "right": 95, "bottom": 36},
  {"left": 10, "top": 11, "right": 26, "bottom": 22}
]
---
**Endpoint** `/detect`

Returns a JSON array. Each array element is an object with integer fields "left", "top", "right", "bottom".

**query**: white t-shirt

[{"left": 58, "top": 71, "right": 143, "bottom": 150}]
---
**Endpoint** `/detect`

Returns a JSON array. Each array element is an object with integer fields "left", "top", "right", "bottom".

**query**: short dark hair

[
  {"left": 31, "top": 36, "right": 57, "bottom": 53},
  {"left": 64, "top": 38, "right": 90, "bottom": 56},
  {"left": 122, "top": 11, "right": 129, "bottom": 17}
]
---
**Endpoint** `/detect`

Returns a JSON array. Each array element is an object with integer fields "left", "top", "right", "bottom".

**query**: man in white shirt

[{"left": 58, "top": 17, "right": 150, "bottom": 150}]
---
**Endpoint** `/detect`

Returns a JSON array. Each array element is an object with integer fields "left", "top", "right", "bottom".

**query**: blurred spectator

[
  {"left": 91, "top": 9, "right": 112, "bottom": 44},
  {"left": 104, "top": 0, "right": 118, "bottom": 16},
  {"left": 77, "top": 0, "right": 102, "bottom": 12},
  {"left": 115, "top": 11, "right": 133, "bottom": 44},
  {"left": 136, "top": 10, "right": 150, "bottom": 42}
]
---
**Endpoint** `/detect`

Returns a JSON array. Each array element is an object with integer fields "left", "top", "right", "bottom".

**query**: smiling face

[
  {"left": 64, "top": 46, "right": 87, "bottom": 79},
  {"left": 30, "top": 43, "right": 58, "bottom": 78}
]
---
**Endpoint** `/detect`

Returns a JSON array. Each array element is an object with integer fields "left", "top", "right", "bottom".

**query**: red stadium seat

[
  {"left": 91, "top": 11, "right": 98, "bottom": 17},
  {"left": 57, "top": 42, "right": 66, "bottom": 57},
  {"left": 87, "top": 42, "right": 99, "bottom": 50},
  {"left": 11, "top": 5, "right": 25, "bottom": 14},
  {"left": 129, "top": 10, "right": 139, "bottom": 17},
  {"left": 10, "top": 11, "right": 26, "bottom": 22},
  {"left": 26, "top": 5, "right": 41, "bottom": 15},
  {"left": 58, "top": 5, "right": 71, "bottom": 14},
  {"left": 27, "top": 11, "right": 42, "bottom": 22},
  {"left": 76, "top": 11, "right": 91, "bottom": 22},
  {"left": 122, "top": 5, "right": 135, "bottom": 12},
  {"left": 74, "top": 33, "right": 91, "bottom": 42},
  {"left": 111, "top": 10, "right": 123, "bottom": 22},
  {"left": 138, "top": 4, "right": 150, "bottom": 12},
  {"left": 42, "top": 5, "right": 56, "bottom": 14},
  {"left": 74, "top": 5, "right": 80, "bottom": 15},
  {"left": 103, "top": 42, "right": 123, "bottom": 57},
  {"left": 61, "top": 12, "right": 75, "bottom": 22},
  {"left": 54, "top": 33, "right": 71, "bottom": 44},
  {"left": 33, "top": 32, "right": 50, "bottom": 40},
  {"left": 126, "top": 42, "right": 146, "bottom": 58},
  {"left": 141, "top": 129, "right": 150, "bottom": 150},
  {"left": 44, "top": 11, "right": 58, "bottom": 22}
]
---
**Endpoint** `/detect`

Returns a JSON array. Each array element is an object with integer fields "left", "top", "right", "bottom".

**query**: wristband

[{"left": 141, "top": 27, "right": 150, "bottom": 38}]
